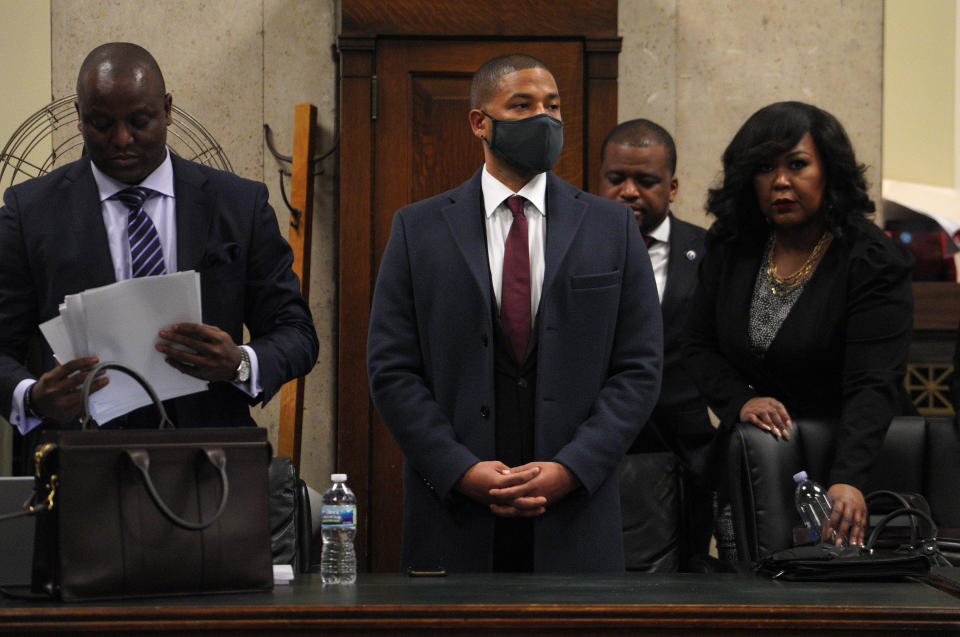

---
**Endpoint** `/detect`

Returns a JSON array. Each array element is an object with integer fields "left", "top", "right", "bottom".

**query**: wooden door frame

[{"left": 337, "top": 0, "right": 620, "bottom": 570}]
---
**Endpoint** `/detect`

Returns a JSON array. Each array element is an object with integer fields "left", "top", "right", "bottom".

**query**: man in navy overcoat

[{"left": 367, "top": 54, "right": 662, "bottom": 573}]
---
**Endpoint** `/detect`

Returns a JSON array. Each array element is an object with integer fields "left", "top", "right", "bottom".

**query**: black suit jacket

[
  {"left": 0, "top": 155, "right": 318, "bottom": 429},
  {"left": 630, "top": 216, "right": 712, "bottom": 468},
  {"left": 683, "top": 218, "right": 913, "bottom": 490}
]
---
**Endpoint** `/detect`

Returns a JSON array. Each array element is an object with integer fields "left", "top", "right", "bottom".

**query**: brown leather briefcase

[{"left": 30, "top": 362, "right": 273, "bottom": 601}]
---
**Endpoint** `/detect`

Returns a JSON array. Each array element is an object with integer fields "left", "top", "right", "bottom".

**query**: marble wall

[
  {"left": 620, "top": 0, "right": 883, "bottom": 228},
  {"left": 46, "top": 0, "right": 882, "bottom": 488}
]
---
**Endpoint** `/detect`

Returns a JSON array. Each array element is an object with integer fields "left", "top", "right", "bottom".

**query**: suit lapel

[
  {"left": 728, "top": 242, "right": 764, "bottom": 360},
  {"left": 541, "top": 172, "right": 586, "bottom": 299},
  {"left": 441, "top": 170, "right": 492, "bottom": 309},
  {"left": 766, "top": 235, "right": 840, "bottom": 353},
  {"left": 661, "top": 214, "right": 694, "bottom": 314},
  {"left": 170, "top": 155, "right": 214, "bottom": 272},
  {"left": 67, "top": 159, "right": 116, "bottom": 286}
]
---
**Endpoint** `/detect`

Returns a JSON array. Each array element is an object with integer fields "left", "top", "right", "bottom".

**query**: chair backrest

[
  {"left": 727, "top": 419, "right": 808, "bottom": 561},
  {"left": 925, "top": 417, "right": 960, "bottom": 528},
  {"left": 728, "top": 416, "right": 960, "bottom": 561}
]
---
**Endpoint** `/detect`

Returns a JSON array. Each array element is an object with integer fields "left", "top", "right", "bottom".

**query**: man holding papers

[{"left": 0, "top": 43, "right": 317, "bottom": 450}]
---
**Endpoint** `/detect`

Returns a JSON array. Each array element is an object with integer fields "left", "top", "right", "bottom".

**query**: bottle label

[{"left": 321, "top": 504, "right": 356, "bottom": 527}]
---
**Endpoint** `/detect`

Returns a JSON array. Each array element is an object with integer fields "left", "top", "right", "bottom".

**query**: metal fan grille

[{"left": 0, "top": 95, "right": 232, "bottom": 188}]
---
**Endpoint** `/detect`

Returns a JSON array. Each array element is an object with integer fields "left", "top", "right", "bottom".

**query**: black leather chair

[
  {"left": 728, "top": 416, "right": 960, "bottom": 561},
  {"left": 619, "top": 452, "right": 682, "bottom": 571},
  {"left": 269, "top": 457, "right": 315, "bottom": 572}
]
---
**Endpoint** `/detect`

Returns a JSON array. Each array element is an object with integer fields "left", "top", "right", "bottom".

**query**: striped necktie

[{"left": 113, "top": 187, "right": 166, "bottom": 278}]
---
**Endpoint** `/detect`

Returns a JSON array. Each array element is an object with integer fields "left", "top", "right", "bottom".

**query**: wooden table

[{"left": 3, "top": 570, "right": 960, "bottom": 635}]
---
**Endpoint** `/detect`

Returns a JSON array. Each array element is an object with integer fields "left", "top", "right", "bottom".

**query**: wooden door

[
  {"left": 338, "top": 0, "right": 620, "bottom": 573},
  {"left": 375, "top": 40, "right": 583, "bottom": 256}
]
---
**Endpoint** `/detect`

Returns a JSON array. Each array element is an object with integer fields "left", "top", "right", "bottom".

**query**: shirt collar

[
  {"left": 646, "top": 211, "right": 672, "bottom": 244},
  {"left": 91, "top": 147, "right": 175, "bottom": 202},
  {"left": 481, "top": 165, "right": 547, "bottom": 219}
]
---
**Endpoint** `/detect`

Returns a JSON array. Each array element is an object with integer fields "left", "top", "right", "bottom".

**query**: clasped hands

[
  {"left": 29, "top": 323, "right": 241, "bottom": 421},
  {"left": 455, "top": 460, "right": 580, "bottom": 518}
]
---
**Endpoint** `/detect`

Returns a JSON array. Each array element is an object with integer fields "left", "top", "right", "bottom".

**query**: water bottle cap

[
  {"left": 793, "top": 470, "right": 808, "bottom": 483},
  {"left": 331, "top": 473, "right": 347, "bottom": 482}
]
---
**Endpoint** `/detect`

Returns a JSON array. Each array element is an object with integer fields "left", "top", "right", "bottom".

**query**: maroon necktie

[
  {"left": 501, "top": 195, "right": 531, "bottom": 362},
  {"left": 644, "top": 235, "right": 653, "bottom": 248}
]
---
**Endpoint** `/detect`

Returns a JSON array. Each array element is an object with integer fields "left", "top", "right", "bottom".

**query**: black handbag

[
  {"left": 757, "top": 502, "right": 952, "bottom": 582},
  {"left": 28, "top": 362, "right": 274, "bottom": 601}
]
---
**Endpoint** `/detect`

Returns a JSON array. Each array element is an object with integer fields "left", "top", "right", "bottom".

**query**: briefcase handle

[
  {"left": 126, "top": 448, "right": 230, "bottom": 531},
  {"left": 79, "top": 361, "right": 174, "bottom": 430},
  {"left": 866, "top": 506, "right": 940, "bottom": 550}
]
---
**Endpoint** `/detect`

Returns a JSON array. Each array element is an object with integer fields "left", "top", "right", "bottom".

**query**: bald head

[
  {"left": 75, "top": 43, "right": 172, "bottom": 184},
  {"left": 77, "top": 42, "right": 166, "bottom": 101},
  {"left": 469, "top": 53, "right": 552, "bottom": 110}
]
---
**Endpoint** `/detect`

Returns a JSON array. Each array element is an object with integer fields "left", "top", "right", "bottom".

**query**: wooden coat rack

[{"left": 277, "top": 103, "right": 317, "bottom": 469}]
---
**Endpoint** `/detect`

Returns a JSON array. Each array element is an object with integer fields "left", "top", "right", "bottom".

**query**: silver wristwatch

[{"left": 234, "top": 347, "right": 251, "bottom": 383}]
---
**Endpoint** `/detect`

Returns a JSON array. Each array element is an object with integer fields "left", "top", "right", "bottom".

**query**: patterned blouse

[{"left": 748, "top": 239, "right": 808, "bottom": 355}]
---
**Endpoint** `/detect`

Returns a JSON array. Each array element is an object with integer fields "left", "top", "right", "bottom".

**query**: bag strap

[
  {"left": 866, "top": 506, "right": 939, "bottom": 549},
  {"left": 0, "top": 444, "right": 58, "bottom": 523},
  {"left": 0, "top": 507, "right": 41, "bottom": 523},
  {"left": 126, "top": 447, "right": 229, "bottom": 531},
  {"left": 80, "top": 361, "right": 174, "bottom": 430},
  {"left": 865, "top": 490, "right": 920, "bottom": 545}
]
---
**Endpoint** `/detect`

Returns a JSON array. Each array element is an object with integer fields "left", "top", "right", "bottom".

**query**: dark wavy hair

[{"left": 705, "top": 101, "right": 874, "bottom": 242}]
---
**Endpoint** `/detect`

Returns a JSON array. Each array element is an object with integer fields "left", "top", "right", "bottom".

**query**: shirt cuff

[
  {"left": 231, "top": 345, "right": 262, "bottom": 398},
  {"left": 10, "top": 379, "right": 42, "bottom": 435}
]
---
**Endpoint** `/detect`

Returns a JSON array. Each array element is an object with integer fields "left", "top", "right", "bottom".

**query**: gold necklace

[{"left": 766, "top": 231, "right": 832, "bottom": 296}]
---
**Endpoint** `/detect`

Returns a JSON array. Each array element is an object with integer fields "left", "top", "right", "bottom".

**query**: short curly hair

[
  {"left": 600, "top": 119, "right": 676, "bottom": 175},
  {"left": 706, "top": 101, "right": 874, "bottom": 242}
]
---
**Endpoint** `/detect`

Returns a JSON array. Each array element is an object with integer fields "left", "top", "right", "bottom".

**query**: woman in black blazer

[{"left": 684, "top": 102, "right": 913, "bottom": 550}]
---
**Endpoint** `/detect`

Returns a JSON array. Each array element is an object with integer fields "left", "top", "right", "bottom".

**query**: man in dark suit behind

[
  {"left": 367, "top": 54, "right": 663, "bottom": 573},
  {"left": 0, "top": 43, "right": 317, "bottom": 456},
  {"left": 599, "top": 119, "right": 714, "bottom": 571}
]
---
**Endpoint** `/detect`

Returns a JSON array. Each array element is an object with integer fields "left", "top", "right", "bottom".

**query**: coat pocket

[{"left": 569, "top": 270, "right": 621, "bottom": 290}]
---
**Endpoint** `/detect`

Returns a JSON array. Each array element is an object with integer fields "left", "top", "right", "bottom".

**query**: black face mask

[{"left": 482, "top": 112, "right": 564, "bottom": 174}]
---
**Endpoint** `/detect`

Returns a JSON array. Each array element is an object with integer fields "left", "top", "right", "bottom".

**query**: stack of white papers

[{"left": 39, "top": 271, "right": 209, "bottom": 425}]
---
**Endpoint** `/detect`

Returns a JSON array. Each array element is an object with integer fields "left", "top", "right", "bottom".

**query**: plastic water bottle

[
  {"left": 793, "top": 470, "right": 838, "bottom": 544},
  {"left": 320, "top": 473, "right": 357, "bottom": 584}
]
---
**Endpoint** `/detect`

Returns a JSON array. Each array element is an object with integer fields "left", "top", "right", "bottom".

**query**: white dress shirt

[
  {"left": 10, "top": 149, "right": 260, "bottom": 434},
  {"left": 645, "top": 213, "right": 671, "bottom": 303},
  {"left": 481, "top": 166, "right": 547, "bottom": 321},
  {"left": 93, "top": 150, "right": 179, "bottom": 280}
]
